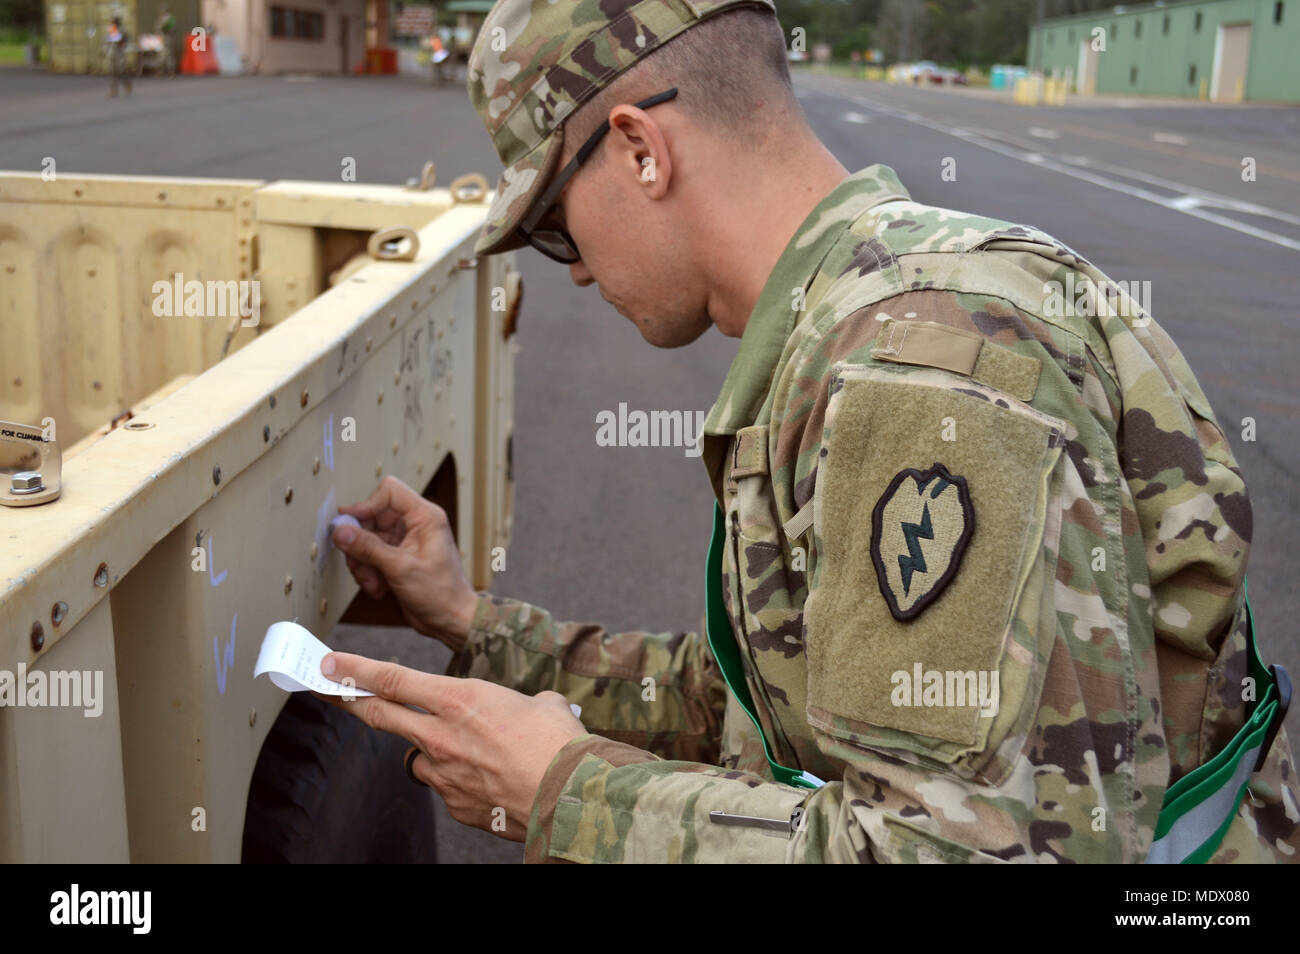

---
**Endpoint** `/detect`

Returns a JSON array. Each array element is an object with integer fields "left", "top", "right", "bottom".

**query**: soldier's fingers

[
  {"left": 333, "top": 522, "right": 405, "bottom": 580},
  {"left": 342, "top": 476, "right": 423, "bottom": 523},
  {"left": 321, "top": 690, "right": 428, "bottom": 745},
  {"left": 344, "top": 554, "right": 388, "bottom": 598},
  {"left": 322, "top": 652, "right": 457, "bottom": 711}
]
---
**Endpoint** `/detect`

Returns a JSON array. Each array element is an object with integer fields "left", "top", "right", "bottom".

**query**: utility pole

[{"left": 1033, "top": 0, "right": 1045, "bottom": 70}]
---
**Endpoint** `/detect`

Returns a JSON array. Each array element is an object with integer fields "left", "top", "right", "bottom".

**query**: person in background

[
  {"left": 156, "top": 5, "right": 177, "bottom": 77},
  {"left": 104, "top": 16, "right": 132, "bottom": 97}
]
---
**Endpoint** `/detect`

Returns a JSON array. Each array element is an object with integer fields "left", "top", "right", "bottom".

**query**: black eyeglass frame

[{"left": 515, "top": 87, "right": 679, "bottom": 264}]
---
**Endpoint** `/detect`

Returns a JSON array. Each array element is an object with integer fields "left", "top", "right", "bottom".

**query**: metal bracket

[
  {"left": 367, "top": 226, "right": 420, "bottom": 262},
  {"left": 0, "top": 419, "right": 62, "bottom": 507}
]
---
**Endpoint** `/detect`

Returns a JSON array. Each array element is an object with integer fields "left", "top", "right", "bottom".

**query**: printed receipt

[
  {"left": 255, "top": 621, "right": 374, "bottom": 695},
  {"left": 254, "top": 620, "right": 584, "bottom": 719}
]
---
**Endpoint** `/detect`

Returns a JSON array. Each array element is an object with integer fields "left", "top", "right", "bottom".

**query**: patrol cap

[{"left": 467, "top": 0, "right": 778, "bottom": 257}]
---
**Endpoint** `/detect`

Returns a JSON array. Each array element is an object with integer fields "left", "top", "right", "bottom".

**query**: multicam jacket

[{"left": 449, "top": 165, "right": 1299, "bottom": 863}]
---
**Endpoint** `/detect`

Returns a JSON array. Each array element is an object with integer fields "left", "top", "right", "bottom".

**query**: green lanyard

[
  {"left": 706, "top": 503, "right": 823, "bottom": 790},
  {"left": 1147, "top": 583, "right": 1291, "bottom": 863},
  {"left": 709, "top": 500, "right": 1291, "bottom": 857}
]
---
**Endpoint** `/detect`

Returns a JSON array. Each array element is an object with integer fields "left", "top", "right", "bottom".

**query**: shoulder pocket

[{"left": 803, "top": 363, "right": 1066, "bottom": 785}]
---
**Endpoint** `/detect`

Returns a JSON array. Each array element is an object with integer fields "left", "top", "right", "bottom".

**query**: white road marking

[
  {"left": 1029, "top": 126, "right": 1061, "bottom": 139},
  {"left": 798, "top": 81, "right": 1300, "bottom": 253},
  {"left": 1152, "top": 132, "right": 1189, "bottom": 145},
  {"left": 840, "top": 111, "right": 871, "bottom": 124}
]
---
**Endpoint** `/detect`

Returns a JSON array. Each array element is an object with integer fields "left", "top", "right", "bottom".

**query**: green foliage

[
  {"left": 775, "top": 0, "right": 1115, "bottom": 69},
  {"left": 0, "top": 0, "right": 45, "bottom": 32}
]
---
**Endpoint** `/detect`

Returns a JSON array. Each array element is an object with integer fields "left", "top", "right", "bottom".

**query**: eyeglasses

[{"left": 515, "top": 88, "right": 679, "bottom": 265}]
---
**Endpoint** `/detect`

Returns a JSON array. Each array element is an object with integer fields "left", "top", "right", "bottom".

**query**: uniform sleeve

[
  {"left": 447, "top": 593, "right": 726, "bottom": 764},
  {"left": 1113, "top": 314, "right": 1250, "bottom": 659}
]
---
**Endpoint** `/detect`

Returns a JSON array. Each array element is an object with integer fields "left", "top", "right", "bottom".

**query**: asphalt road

[{"left": 2, "top": 66, "right": 1296, "bottom": 864}]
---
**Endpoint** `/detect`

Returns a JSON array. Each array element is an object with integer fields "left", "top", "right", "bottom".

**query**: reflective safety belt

[
  {"left": 1147, "top": 584, "right": 1291, "bottom": 864},
  {"left": 706, "top": 503, "right": 824, "bottom": 790}
]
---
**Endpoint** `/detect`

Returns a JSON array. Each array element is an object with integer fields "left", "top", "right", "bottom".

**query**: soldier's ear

[{"left": 607, "top": 105, "right": 671, "bottom": 201}]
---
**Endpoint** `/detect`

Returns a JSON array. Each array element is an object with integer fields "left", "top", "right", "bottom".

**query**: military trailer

[{"left": 0, "top": 169, "right": 519, "bottom": 861}]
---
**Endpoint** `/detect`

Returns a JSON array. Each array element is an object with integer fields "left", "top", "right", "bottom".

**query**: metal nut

[{"left": 11, "top": 471, "right": 43, "bottom": 494}]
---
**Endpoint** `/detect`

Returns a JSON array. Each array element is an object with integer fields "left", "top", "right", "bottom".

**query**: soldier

[
  {"left": 155, "top": 5, "right": 177, "bottom": 77},
  {"left": 323, "top": 0, "right": 1298, "bottom": 862},
  {"left": 104, "top": 16, "right": 132, "bottom": 98}
]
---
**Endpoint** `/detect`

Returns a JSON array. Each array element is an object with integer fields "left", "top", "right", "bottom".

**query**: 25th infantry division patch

[{"left": 870, "top": 463, "right": 975, "bottom": 622}]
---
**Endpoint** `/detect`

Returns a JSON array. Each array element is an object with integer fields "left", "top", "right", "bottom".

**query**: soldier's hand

[
  {"left": 316, "top": 653, "right": 585, "bottom": 842},
  {"left": 331, "top": 475, "right": 478, "bottom": 652}
]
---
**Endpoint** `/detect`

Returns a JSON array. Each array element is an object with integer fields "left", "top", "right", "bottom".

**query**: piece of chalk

[{"left": 330, "top": 513, "right": 361, "bottom": 533}]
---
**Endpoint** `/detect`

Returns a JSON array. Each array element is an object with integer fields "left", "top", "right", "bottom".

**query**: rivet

[
  {"left": 319, "top": 598, "right": 328, "bottom": 616},
  {"left": 365, "top": 337, "right": 372, "bottom": 352},
  {"left": 284, "top": 576, "right": 293, "bottom": 594},
  {"left": 93, "top": 563, "right": 109, "bottom": 587},
  {"left": 269, "top": 394, "right": 277, "bottom": 409},
  {"left": 263, "top": 424, "right": 270, "bottom": 442},
  {"left": 300, "top": 389, "right": 309, "bottom": 407},
  {"left": 389, "top": 316, "right": 396, "bottom": 328},
  {"left": 312, "top": 457, "right": 321, "bottom": 475},
  {"left": 30, "top": 621, "right": 44, "bottom": 652},
  {"left": 51, "top": 601, "right": 68, "bottom": 626},
  {"left": 310, "top": 541, "right": 318, "bottom": 559},
  {"left": 392, "top": 441, "right": 399, "bottom": 455},
  {"left": 249, "top": 708, "right": 257, "bottom": 727},
  {"left": 377, "top": 390, "right": 384, "bottom": 404},
  {"left": 394, "top": 372, "right": 400, "bottom": 385},
  {"left": 375, "top": 462, "right": 383, "bottom": 477},
  {"left": 284, "top": 486, "right": 293, "bottom": 504},
  {"left": 213, "top": 465, "right": 222, "bottom": 485}
]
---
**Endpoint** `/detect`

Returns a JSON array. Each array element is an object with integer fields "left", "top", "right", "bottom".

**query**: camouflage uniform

[{"left": 459, "top": 1, "right": 1299, "bottom": 863}]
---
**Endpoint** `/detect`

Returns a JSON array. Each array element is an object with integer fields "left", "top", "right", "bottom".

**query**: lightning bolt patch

[
  {"left": 897, "top": 503, "right": 933, "bottom": 595},
  {"left": 870, "top": 463, "right": 975, "bottom": 622}
]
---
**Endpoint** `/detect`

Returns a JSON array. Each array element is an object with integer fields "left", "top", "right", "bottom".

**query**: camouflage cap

[{"left": 467, "top": 0, "right": 778, "bottom": 256}]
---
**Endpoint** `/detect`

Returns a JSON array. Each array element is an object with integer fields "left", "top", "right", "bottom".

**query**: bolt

[
  {"left": 212, "top": 465, "right": 222, "bottom": 485},
  {"left": 51, "top": 601, "right": 68, "bottom": 626},
  {"left": 93, "top": 563, "right": 109, "bottom": 588},
  {"left": 30, "top": 621, "right": 44, "bottom": 652},
  {"left": 10, "top": 471, "right": 43, "bottom": 494}
]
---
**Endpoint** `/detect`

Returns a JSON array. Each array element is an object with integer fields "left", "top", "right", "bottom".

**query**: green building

[{"left": 1028, "top": 0, "right": 1299, "bottom": 103}]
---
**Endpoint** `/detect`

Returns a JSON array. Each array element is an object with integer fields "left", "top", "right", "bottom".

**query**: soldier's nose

[{"left": 569, "top": 259, "right": 595, "bottom": 287}]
